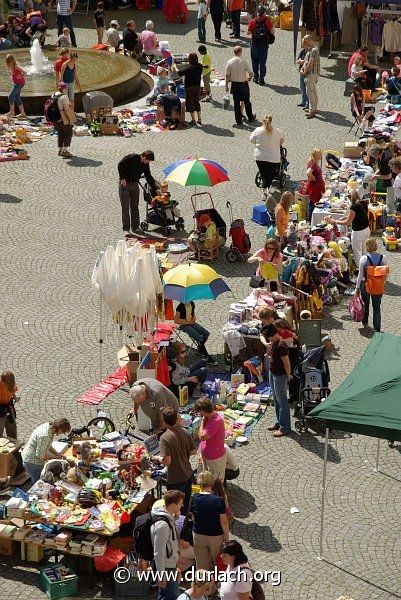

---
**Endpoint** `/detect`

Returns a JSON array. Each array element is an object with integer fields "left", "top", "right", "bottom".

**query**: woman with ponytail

[{"left": 250, "top": 113, "right": 284, "bottom": 199}]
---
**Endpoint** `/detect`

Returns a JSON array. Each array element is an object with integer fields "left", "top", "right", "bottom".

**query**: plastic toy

[{"left": 382, "top": 226, "right": 398, "bottom": 251}]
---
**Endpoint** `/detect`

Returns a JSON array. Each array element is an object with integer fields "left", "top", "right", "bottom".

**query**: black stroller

[
  {"left": 294, "top": 346, "right": 330, "bottom": 434},
  {"left": 255, "top": 147, "right": 289, "bottom": 190},
  {"left": 139, "top": 182, "right": 185, "bottom": 236}
]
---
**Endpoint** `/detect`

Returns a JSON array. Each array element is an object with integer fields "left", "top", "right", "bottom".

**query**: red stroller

[{"left": 226, "top": 201, "right": 251, "bottom": 262}]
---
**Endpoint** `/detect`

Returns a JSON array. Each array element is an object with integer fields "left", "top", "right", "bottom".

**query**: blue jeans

[
  {"left": 56, "top": 13, "right": 77, "bottom": 46},
  {"left": 300, "top": 74, "right": 308, "bottom": 106},
  {"left": 269, "top": 372, "right": 291, "bottom": 432},
  {"left": 179, "top": 323, "right": 209, "bottom": 345},
  {"left": 9, "top": 83, "right": 24, "bottom": 106},
  {"left": 251, "top": 44, "right": 268, "bottom": 81},
  {"left": 189, "top": 359, "right": 208, "bottom": 382},
  {"left": 197, "top": 17, "right": 206, "bottom": 42},
  {"left": 361, "top": 282, "right": 382, "bottom": 332},
  {"left": 166, "top": 473, "right": 193, "bottom": 514},
  {"left": 231, "top": 9, "right": 241, "bottom": 37},
  {"left": 156, "top": 568, "right": 180, "bottom": 600},
  {"left": 23, "top": 461, "right": 43, "bottom": 484},
  {"left": 308, "top": 200, "right": 315, "bottom": 223},
  {"left": 0, "top": 38, "right": 12, "bottom": 50}
]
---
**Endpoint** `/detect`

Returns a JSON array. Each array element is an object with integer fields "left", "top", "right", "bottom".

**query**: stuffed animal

[
  {"left": 80, "top": 441, "right": 93, "bottom": 461},
  {"left": 40, "top": 459, "right": 74, "bottom": 485}
]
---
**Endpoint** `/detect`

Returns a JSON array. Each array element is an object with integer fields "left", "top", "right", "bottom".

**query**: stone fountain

[{"left": 0, "top": 42, "right": 145, "bottom": 114}]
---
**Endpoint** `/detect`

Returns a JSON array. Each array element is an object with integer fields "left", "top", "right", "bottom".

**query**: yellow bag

[
  {"left": 260, "top": 261, "right": 278, "bottom": 281},
  {"left": 312, "top": 290, "right": 324, "bottom": 311}
]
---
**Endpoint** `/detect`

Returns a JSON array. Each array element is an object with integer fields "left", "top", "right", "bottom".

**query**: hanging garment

[
  {"left": 341, "top": 6, "right": 358, "bottom": 45},
  {"left": 370, "top": 18, "right": 385, "bottom": 47},
  {"left": 325, "top": 0, "right": 340, "bottom": 33},
  {"left": 337, "top": 0, "right": 351, "bottom": 29},
  {"left": 381, "top": 20, "right": 400, "bottom": 53},
  {"left": 302, "top": 0, "right": 317, "bottom": 32},
  {"left": 317, "top": 0, "right": 327, "bottom": 37}
]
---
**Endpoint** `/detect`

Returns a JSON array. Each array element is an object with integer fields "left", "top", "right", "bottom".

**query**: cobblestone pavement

[{"left": 1, "top": 7, "right": 401, "bottom": 599}]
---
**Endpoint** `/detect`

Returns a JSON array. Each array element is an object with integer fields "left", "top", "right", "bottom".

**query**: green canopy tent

[{"left": 308, "top": 332, "right": 401, "bottom": 559}]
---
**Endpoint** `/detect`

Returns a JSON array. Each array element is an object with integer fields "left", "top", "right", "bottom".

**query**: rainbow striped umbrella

[
  {"left": 163, "top": 158, "right": 229, "bottom": 188},
  {"left": 163, "top": 264, "right": 230, "bottom": 303}
]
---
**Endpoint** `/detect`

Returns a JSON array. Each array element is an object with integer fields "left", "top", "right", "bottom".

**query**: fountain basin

[{"left": 0, "top": 48, "right": 143, "bottom": 114}]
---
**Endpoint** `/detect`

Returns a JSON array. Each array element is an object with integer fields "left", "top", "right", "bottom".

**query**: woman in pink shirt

[
  {"left": 248, "top": 238, "right": 282, "bottom": 292},
  {"left": 140, "top": 20, "right": 159, "bottom": 56},
  {"left": 194, "top": 397, "right": 227, "bottom": 480}
]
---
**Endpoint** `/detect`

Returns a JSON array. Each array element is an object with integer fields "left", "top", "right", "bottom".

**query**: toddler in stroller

[{"left": 140, "top": 181, "right": 184, "bottom": 233}]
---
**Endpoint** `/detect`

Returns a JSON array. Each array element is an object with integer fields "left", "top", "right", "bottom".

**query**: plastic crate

[
  {"left": 251, "top": 204, "right": 271, "bottom": 226},
  {"left": 40, "top": 564, "right": 78, "bottom": 600},
  {"left": 280, "top": 11, "right": 293, "bottom": 30}
]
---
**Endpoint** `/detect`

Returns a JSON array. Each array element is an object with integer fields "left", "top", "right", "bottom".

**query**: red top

[
  {"left": 248, "top": 15, "right": 273, "bottom": 33},
  {"left": 306, "top": 159, "right": 325, "bottom": 204},
  {"left": 54, "top": 56, "right": 68, "bottom": 73},
  {"left": 12, "top": 66, "right": 25, "bottom": 85}
]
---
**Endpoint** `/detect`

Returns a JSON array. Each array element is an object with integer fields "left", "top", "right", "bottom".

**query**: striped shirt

[
  {"left": 304, "top": 46, "right": 320, "bottom": 76},
  {"left": 21, "top": 422, "right": 53, "bottom": 465},
  {"left": 57, "top": 0, "right": 71, "bottom": 15}
]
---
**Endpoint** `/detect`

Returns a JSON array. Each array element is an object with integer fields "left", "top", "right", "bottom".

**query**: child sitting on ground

[{"left": 146, "top": 66, "right": 170, "bottom": 105}]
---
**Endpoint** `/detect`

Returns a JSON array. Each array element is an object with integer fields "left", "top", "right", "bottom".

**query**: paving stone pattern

[{"left": 1, "top": 7, "right": 401, "bottom": 599}]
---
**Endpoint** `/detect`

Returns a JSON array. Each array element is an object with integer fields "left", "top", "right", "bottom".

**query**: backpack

[
  {"left": 133, "top": 512, "right": 174, "bottom": 561},
  {"left": 44, "top": 93, "right": 62, "bottom": 124},
  {"left": 365, "top": 254, "right": 389, "bottom": 295},
  {"left": 252, "top": 18, "right": 268, "bottom": 45}
]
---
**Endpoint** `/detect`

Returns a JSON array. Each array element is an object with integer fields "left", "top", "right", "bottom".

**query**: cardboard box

[
  {"left": 100, "top": 115, "right": 119, "bottom": 135},
  {"left": 343, "top": 142, "right": 362, "bottom": 159},
  {"left": 117, "top": 344, "right": 144, "bottom": 384},
  {"left": 0, "top": 537, "right": 17, "bottom": 557},
  {"left": 0, "top": 445, "right": 20, "bottom": 479},
  {"left": 24, "top": 542, "right": 44, "bottom": 562}
]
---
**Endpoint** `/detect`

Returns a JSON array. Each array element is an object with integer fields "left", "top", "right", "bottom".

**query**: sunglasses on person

[{"left": 266, "top": 245, "right": 276, "bottom": 250}]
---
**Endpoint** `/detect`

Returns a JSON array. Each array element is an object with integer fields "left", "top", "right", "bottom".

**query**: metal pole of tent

[
  {"left": 317, "top": 427, "right": 330, "bottom": 560},
  {"left": 99, "top": 293, "right": 103, "bottom": 381},
  {"left": 374, "top": 438, "right": 380, "bottom": 472}
]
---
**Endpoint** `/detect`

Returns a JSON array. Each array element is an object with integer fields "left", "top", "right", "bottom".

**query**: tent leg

[
  {"left": 374, "top": 437, "right": 380, "bottom": 472},
  {"left": 317, "top": 427, "right": 329, "bottom": 560},
  {"left": 99, "top": 294, "right": 103, "bottom": 381}
]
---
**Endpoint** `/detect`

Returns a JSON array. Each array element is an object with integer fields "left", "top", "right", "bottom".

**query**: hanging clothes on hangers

[
  {"left": 325, "top": 0, "right": 340, "bottom": 33},
  {"left": 341, "top": 5, "right": 358, "bottom": 46},
  {"left": 302, "top": 0, "right": 317, "bottom": 32},
  {"left": 317, "top": 0, "right": 327, "bottom": 37},
  {"left": 381, "top": 19, "right": 401, "bottom": 54},
  {"left": 370, "top": 17, "right": 385, "bottom": 58}
]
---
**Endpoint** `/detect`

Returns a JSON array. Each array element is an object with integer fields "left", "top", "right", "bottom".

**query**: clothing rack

[
  {"left": 366, "top": 8, "right": 401, "bottom": 63},
  {"left": 366, "top": 9, "right": 401, "bottom": 18}
]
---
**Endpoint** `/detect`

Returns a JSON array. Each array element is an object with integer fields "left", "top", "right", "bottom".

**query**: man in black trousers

[
  {"left": 117, "top": 149, "right": 158, "bottom": 237},
  {"left": 225, "top": 46, "right": 256, "bottom": 127}
]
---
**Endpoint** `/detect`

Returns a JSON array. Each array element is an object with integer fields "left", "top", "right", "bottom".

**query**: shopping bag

[
  {"left": 260, "top": 261, "right": 278, "bottom": 281},
  {"left": 223, "top": 93, "right": 230, "bottom": 109},
  {"left": 249, "top": 273, "right": 265, "bottom": 288},
  {"left": 349, "top": 295, "right": 365, "bottom": 322}
]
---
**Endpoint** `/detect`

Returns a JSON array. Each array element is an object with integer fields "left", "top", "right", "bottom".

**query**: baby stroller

[
  {"left": 225, "top": 200, "right": 251, "bottom": 262},
  {"left": 255, "top": 147, "right": 289, "bottom": 190},
  {"left": 139, "top": 182, "right": 185, "bottom": 236},
  {"left": 294, "top": 346, "right": 330, "bottom": 434},
  {"left": 14, "top": 21, "right": 32, "bottom": 47}
]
